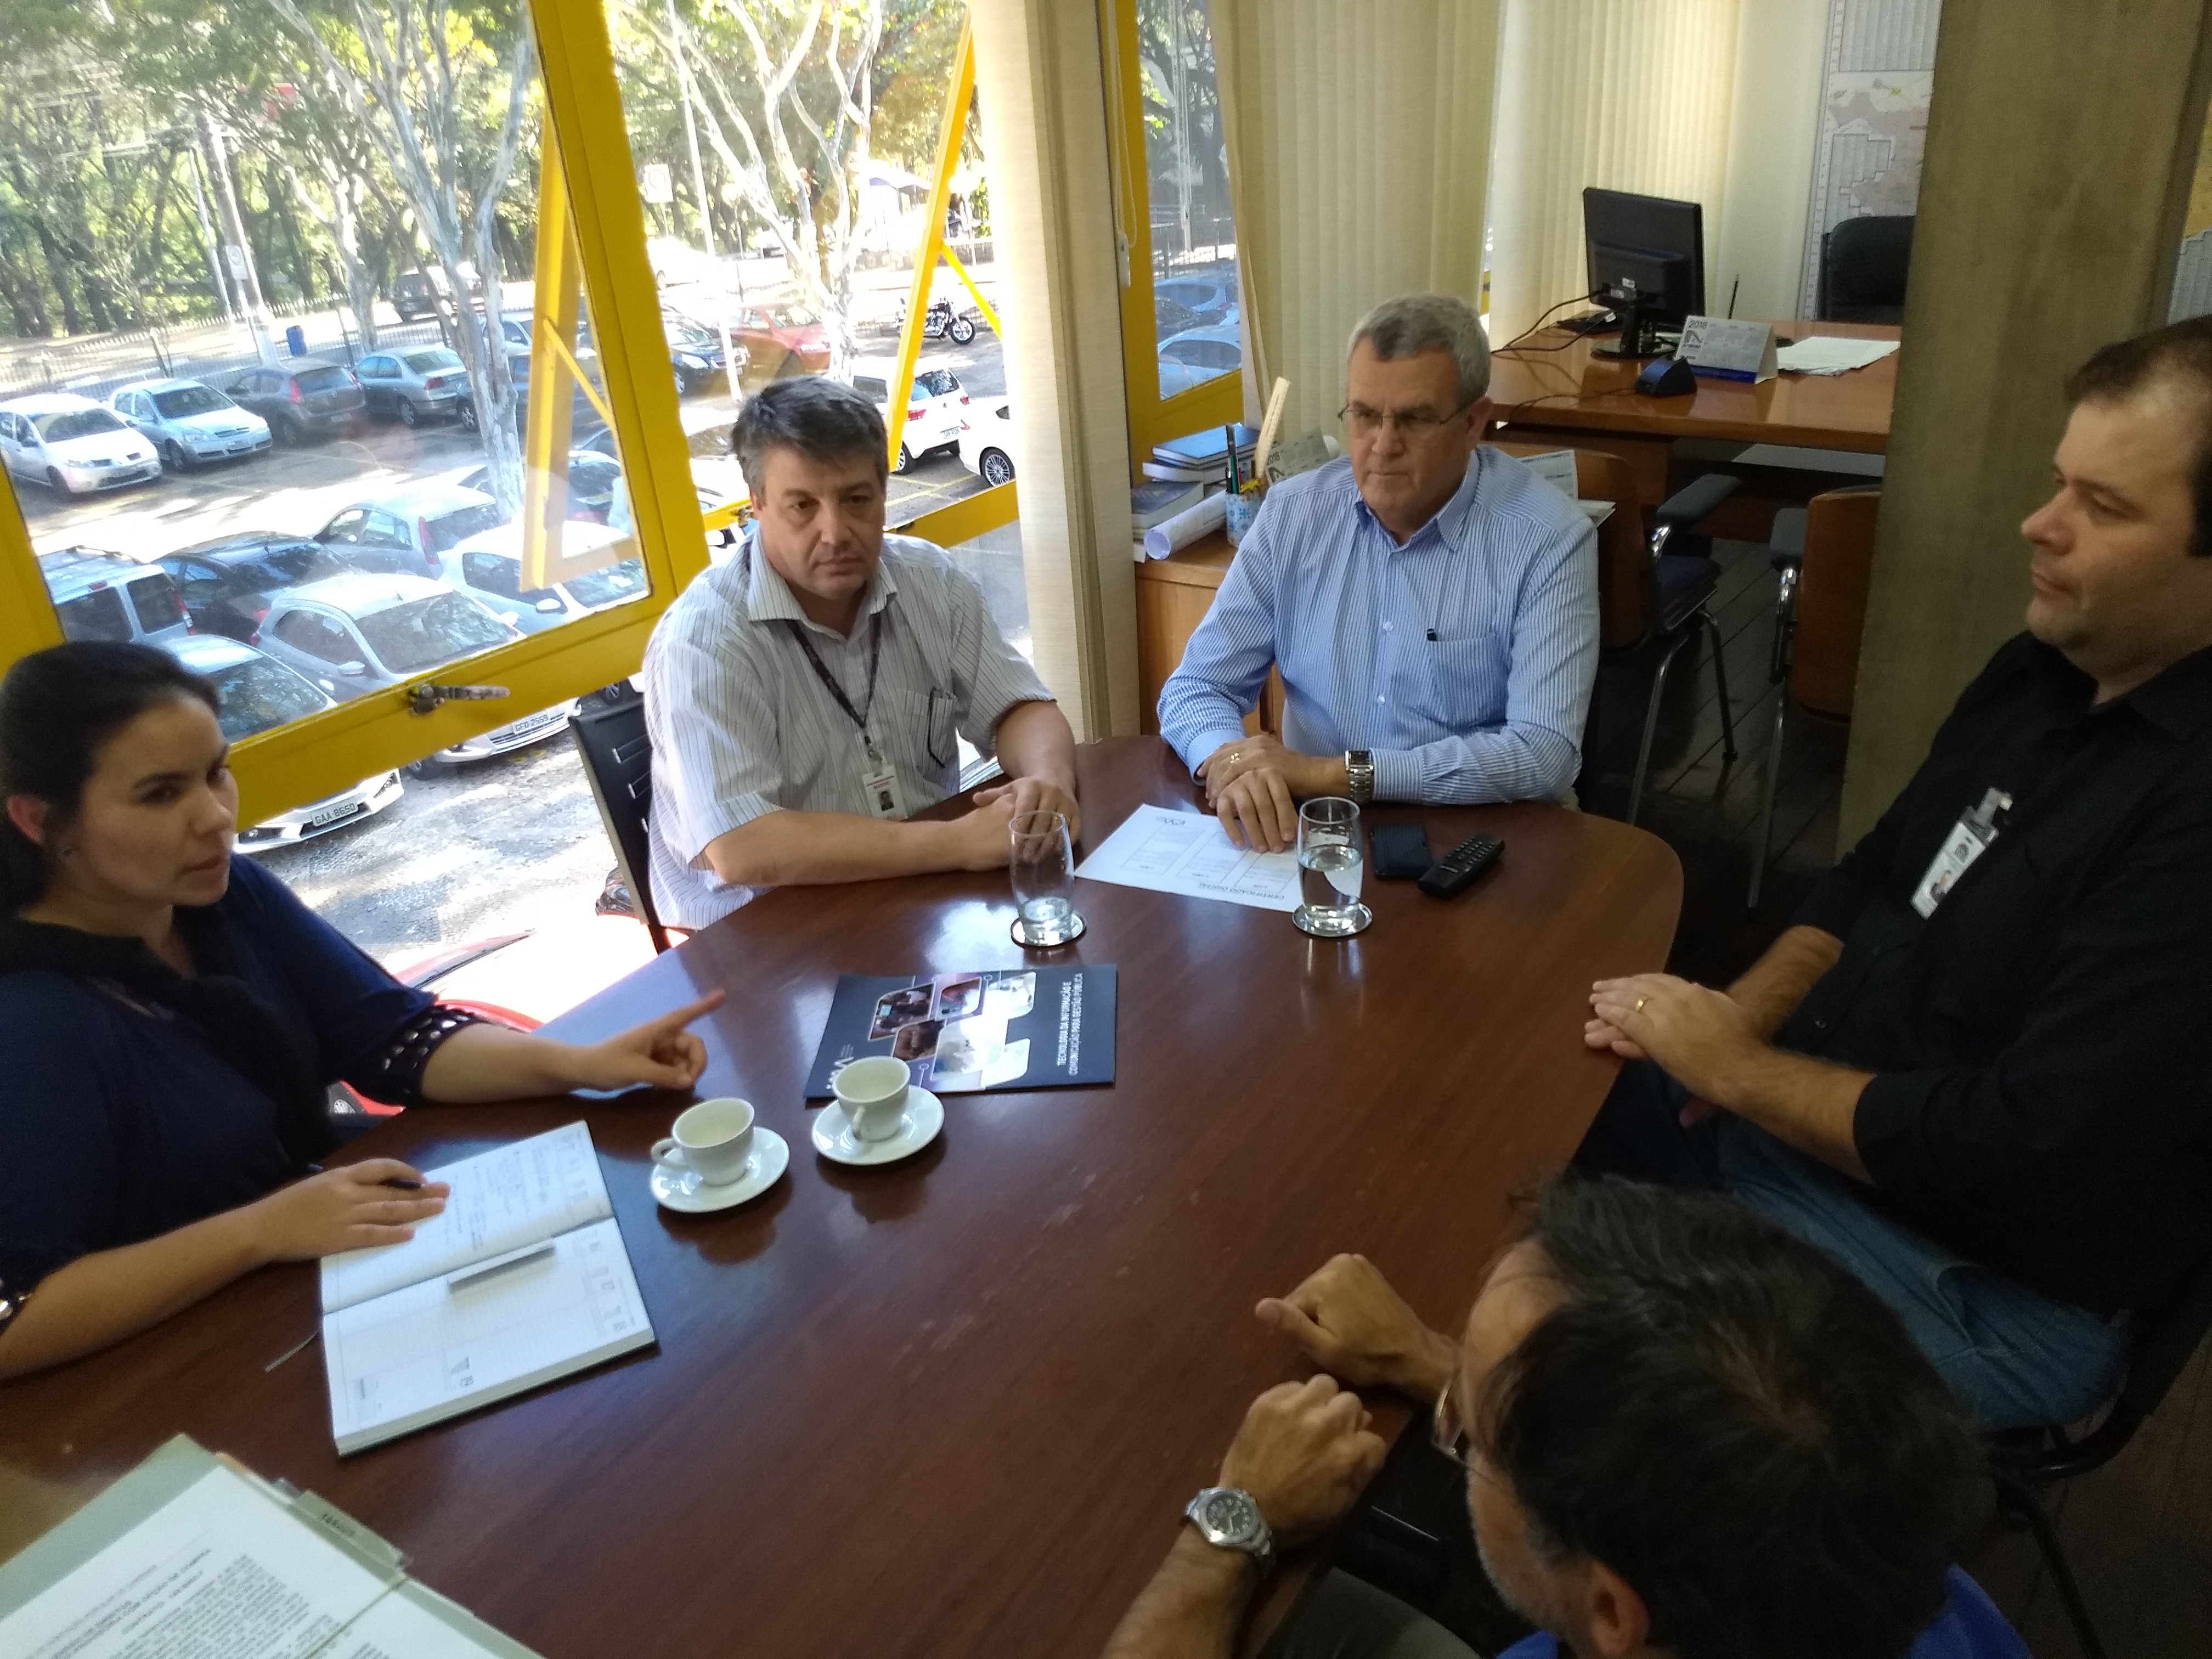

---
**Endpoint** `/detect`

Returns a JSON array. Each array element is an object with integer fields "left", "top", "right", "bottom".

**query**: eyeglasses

[
  {"left": 1340, "top": 400, "right": 1474, "bottom": 439},
  {"left": 1432, "top": 1369, "right": 1472, "bottom": 1470}
]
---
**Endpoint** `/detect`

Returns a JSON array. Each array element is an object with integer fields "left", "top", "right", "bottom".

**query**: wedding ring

[{"left": 1633, "top": 995, "right": 1649, "bottom": 1014}]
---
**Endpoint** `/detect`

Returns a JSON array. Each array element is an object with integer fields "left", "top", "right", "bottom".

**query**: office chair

[
  {"left": 1988, "top": 1248, "right": 2212, "bottom": 1659},
  {"left": 1623, "top": 473, "right": 1742, "bottom": 826},
  {"left": 569, "top": 692, "right": 673, "bottom": 954},
  {"left": 1818, "top": 215, "right": 1915, "bottom": 325},
  {"left": 1747, "top": 488, "right": 1880, "bottom": 906}
]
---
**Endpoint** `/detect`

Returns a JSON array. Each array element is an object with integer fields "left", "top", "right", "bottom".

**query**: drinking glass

[
  {"left": 1010, "top": 810, "right": 1084, "bottom": 946},
  {"left": 1293, "top": 797, "right": 1372, "bottom": 937}
]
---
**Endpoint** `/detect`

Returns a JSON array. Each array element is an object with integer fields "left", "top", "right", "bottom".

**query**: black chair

[
  {"left": 1817, "top": 214, "right": 1915, "bottom": 324},
  {"left": 569, "top": 690, "right": 672, "bottom": 954},
  {"left": 1623, "top": 472, "right": 1742, "bottom": 826},
  {"left": 1988, "top": 1249, "right": 2212, "bottom": 1659}
]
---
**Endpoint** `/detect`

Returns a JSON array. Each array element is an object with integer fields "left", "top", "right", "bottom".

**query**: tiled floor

[{"left": 1583, "top": 539, "right": 2212, "bottom": 1659}]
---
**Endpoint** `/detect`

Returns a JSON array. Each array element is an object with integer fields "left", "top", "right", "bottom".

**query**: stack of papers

[
  {"left": 1775, "top": 336, "right": 1901, "bottom": 376},
  {"left": 1075, "top": 804, "right": 1302, "bottom": 912}
]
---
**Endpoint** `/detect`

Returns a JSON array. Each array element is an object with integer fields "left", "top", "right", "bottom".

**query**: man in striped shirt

[
  {"left": 642, "top": 377, "right": 1079, "bottom": 929},
  {"left": 1158, "top": 294, "right": 1599, "bottom": 851}
]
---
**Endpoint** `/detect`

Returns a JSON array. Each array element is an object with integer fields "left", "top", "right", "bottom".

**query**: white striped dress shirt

[
  {"left": 1156, "top": 449, "right": 1599, "bottom": 803},
  {"left": 642, "top": 530, "right": 1052, "bottom": 928}
]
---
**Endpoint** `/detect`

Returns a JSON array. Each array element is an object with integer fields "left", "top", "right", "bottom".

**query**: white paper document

[
  {"left": 1775, "top": 336, "right": 1900, "bottom": 376},
  {"left": 1075, "top": 803, "right": 1302, "bottom": 912}
]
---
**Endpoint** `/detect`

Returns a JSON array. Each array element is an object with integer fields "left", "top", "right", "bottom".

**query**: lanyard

[{"left": 743, "top": 533, "right": 884, "bottom": 734}]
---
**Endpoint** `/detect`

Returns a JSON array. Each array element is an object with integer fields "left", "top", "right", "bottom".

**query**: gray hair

[
  {"left": 729, "top": 374, "right": 888, "bottom": 497},
  {"left": 1347, "top": 292, "right": 1492, "bottom": 405}
]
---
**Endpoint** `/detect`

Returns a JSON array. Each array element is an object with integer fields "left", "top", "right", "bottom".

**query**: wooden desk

[
  {"left": 1491, "top": 319, "right": 1900, "bottom": 507},
  {"left": 0, "top": 740, "right": 1680, "bottom": 1658}
]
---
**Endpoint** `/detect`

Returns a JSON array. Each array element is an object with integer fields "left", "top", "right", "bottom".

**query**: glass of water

[
  {"left": 1294, "top": 797, "right": 1372, "bottom": 937},
  {"left": 1010, "top": 810, "right": 1085, "bottom": 947}
]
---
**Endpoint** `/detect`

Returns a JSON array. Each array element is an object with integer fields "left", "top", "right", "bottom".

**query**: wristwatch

[
  {"left": 1185, "top": 1486, "right": 1275, "bottom": 1575},
  {"left": 1344, "top": 749, "right": 1375, "bottom": 806}
]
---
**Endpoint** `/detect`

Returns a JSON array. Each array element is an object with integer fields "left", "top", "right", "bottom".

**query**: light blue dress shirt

[{"left": 1156, "top": 449, "right": 1600, "bottom": 803}]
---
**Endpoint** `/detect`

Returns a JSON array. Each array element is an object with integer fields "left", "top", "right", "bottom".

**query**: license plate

[{"left": 306, "top": 802, "right": 359, "bottom": 828}]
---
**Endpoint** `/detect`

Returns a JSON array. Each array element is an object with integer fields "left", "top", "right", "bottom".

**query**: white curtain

[
  {"left": 1485, "top": 0, "right": 1745, "bottom": 347},
  {"left": 1212, "top": 0, "right": 1503, "bottom": 438}
]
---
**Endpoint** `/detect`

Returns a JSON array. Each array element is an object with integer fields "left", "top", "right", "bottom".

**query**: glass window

[
  {"left": 1137, "top": 0, "right": 1237, "bottom": 400},
  {"left": 274, "top": 610, "right": 356, "bottom": 663},
  {"left": 208, "top": 657, "right": 330, "bottom": 738},
  {"left": 423, "top": 503, "right": 503, "bottom": 554},
  {"left": 56, "top": 589, "right": 131, "bottom": 643},
  {"left": 356, "top": 592, "right": 512, "bottom": 674},
  {"left": 127, "top": 573, "right": 184, "bottom": 634},
  {"left": 404, "top": 349, "right": 465, "bottom": 374},
  {"left": 151, "top": 386, "right": 230, "bottom": 418},
  {"left": 319, "top": 511, "right": 365, "bottom": 546},
  {"left": 34, "top": 410, "right": 129, "bottom": 443},
  {"left": 464, "top": 551, "right": 523, "bottom": 599},
  {"left": 242, "top": 545, "right": 350, "bottom": 587},
  {"left": 565, "top": 558, "right": 646, "bottom": 608}
]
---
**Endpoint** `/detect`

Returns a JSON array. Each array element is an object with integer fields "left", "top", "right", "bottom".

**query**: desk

[
  {"left": 0, "top": 739, "right": 1680, "bottom": 1658},
  {"left": 1133, "top": 529, "right": 1284, "bottom": 738},
  {"left": 1490, "top": 319, "right": 1900, "bottom": 509}
]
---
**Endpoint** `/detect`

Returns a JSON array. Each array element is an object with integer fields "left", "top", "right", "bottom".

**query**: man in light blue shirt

[{"left": 1158, "top": 293, "right": 1599, "bottom": 850}]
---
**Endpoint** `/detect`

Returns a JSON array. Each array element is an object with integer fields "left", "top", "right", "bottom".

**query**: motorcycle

[{"left": 916, "top": 296, "right": 979, "bottom": 345}]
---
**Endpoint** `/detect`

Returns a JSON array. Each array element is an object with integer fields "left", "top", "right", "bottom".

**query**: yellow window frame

[
  {"left": 1099, "top": 0, "right": 1241, "bottom": 477},
  {"left": 0, "top": 0, "right": 709, "bottom": 828}
]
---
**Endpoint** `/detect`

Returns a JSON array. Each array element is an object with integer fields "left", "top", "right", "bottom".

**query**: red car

[{"left": 727, "top": 306, "right": 831, "bottom": 378}]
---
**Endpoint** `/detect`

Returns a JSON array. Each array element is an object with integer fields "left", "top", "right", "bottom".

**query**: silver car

[
  {"left": 108, "top": 379, "right": 270, "bottom": 471},
  {"left": 433, "top": 520, "right": 644, "bottom": 635},
  {"left": 352, "top": 347, "right": 477, "bottom": 430},
  {"left": 256, "top": 571, "right": 519, "bottom": 701}
]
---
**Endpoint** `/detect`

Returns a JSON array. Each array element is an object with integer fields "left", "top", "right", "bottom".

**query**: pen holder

[{"left": 1223, "top": 490, "right": 1256, "bottom": 548}]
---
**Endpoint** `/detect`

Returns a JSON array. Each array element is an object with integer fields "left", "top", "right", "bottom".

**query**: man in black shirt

[{"left": 1575, "top": 315, "right": 2212, "bottom": 1429}]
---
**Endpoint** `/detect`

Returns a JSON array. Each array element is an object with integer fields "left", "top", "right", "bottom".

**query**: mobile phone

[{"left": 1367, "top": 820, "right": 1433, "bottom": 881}]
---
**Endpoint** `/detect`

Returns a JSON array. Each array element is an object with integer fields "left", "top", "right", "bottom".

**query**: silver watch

[
  {"left": 1344, "top": 749, "right": 1375, "bottom": 806},
  {"left": 1185, "top": 1486, "right": 1275, "bottom": 1574}
]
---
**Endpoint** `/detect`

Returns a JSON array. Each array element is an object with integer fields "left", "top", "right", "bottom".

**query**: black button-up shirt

[{"left": 1782, "top": 633, "right": 2212, "bottom": 1317}]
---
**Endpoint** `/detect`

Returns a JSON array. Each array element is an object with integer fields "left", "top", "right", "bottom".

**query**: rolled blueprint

[{"left": 1141, "top": 490, "right": 1229, "bottom": 560}]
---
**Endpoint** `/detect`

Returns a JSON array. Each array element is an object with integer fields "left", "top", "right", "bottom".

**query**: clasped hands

[
  {"left": 1584, "top": 972, "right": 1767, "bottom": 1125},
  {"left": 1195, "top": 734, "right": 1335, "bottom": 853},
  {"left": 1211, "top": 1254, "right": 1458, "bottom": 1545}
]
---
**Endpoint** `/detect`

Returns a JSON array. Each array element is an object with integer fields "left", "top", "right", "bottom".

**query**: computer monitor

[{"left": 1583, "top": 188, "right": 1706, "bottom": 358}]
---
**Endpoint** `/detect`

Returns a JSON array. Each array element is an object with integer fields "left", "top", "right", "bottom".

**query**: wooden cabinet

[{"left": 1132, "top": 528, "right": 1282, "bottom": 738}]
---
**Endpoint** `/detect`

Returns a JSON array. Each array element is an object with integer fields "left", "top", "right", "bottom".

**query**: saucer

[
  {"left": 651, "top": 1128, "right": 789, "bottom": 1212},
  {"left": 811, "top": 1088, "right": 945, "bottom": 1166}
]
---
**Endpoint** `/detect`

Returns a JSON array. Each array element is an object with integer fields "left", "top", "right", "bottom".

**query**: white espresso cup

[
  {"left": 652, "top": 1097, "right": 757, "bottom": 1186},
  {"left": 834, "top": 1056, "right": 911, "bottom": 1142}
]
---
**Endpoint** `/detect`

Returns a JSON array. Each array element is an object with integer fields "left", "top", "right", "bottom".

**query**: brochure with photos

[{"left": 804, "top": 966, "right": 1117, "bottom": 1097}]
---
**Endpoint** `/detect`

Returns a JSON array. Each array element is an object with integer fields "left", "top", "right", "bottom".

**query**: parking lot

[{"left": 8, "top": 289, "right": 1016, "bottom": 982}]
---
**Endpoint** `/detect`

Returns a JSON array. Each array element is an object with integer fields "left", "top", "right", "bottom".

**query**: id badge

[
  {"left": 857, "top": 731, "right": 905, "bottom": 821},
  {"left": 1910, "top": 786, "right": 2013, "bottom": 918}
]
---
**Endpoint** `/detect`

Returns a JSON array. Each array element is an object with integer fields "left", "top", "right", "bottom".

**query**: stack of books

[{"left": 1141, "top": 423, "right": 1261, "bottom": 486}]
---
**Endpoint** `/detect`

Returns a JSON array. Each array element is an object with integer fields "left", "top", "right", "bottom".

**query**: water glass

[
  {"left": 1010, "top": 810, "right": 1084, "bottom": 947},
  {"left": 1293, "top": 797, "right": 1372, "bottom": 937}
]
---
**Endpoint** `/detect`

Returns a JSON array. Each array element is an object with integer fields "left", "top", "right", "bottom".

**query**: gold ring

[{"left": 1633, "top": 995, "right": 1649, "bottom": 1013}]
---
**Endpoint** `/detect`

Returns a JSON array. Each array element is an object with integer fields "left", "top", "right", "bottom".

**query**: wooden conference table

[{"left": 0, "top": 738, "right": 1680, "bottom": 1658}]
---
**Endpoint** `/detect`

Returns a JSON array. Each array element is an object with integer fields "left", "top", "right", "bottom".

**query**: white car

[
  {"left": 1156, "top": 324, "right": 1243, "bottom": 396},
  {"left": 314, "top": 483, "right": 506, "bottom": 580},
  {"left": 108, "top": 379, "right": 270, "bottom": 471},
  {"left": 434, "top": 519, "right": 645, "bottom": 635},
  {"left": 0, "top": 393, "right": 161, "bottom": 495},
  {"left": 256, "top": 571, "right": 518, "bottom": 701},
  {"left": 849, "top": 361, "right": 968, "bottom": 473},
  {"left": 956, "top": 400, "right": 1015, "bottom": 488},
  {"left": 160, "top": 634, "right": 404, "bottom": 852}
]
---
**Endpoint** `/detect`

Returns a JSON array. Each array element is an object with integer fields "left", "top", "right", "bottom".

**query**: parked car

[
  {"left": 314, "top": 483, "right": 506, "bottom": 578},
  {"left": 256, "top": 571, "right": 519, "bottom": 703},
  {"left": 387, "top": 264, "right": 482, "bottom": 321},
  {"left": 218, "top": 359, "right": 365, "bottom": 445},
  {"left": 664, "top": 317, "right": 747, "bottom": 394},
  {"left": 729, "top": 304, "right": 831, "bottom": 377},
  {"left": 0, "top": 394, "right": 161, "bottom": 495},
  {"left": 956, "top": 400, "right": 1015, "bottom": 488},
  {"left": 107, "top": 378, "right": 270, "bottom": 471},
  {"left": 1156, "top": 323, "right": 1243, "bottom": 396},
  {"left": 849, "top": 362, "right": 968, "bottom": 473},
  {"left": 38, "top": 546, "right": 192, "bottom": 645},
  {"left": 424, "top": 694, "right": 580, "bottom": 768},
  {"left": 160, "top": 634, "right": 405, "bottom": 851},
  {"left": 458, "top": 452, "right": 624, "bottom": 522},
  {"left": 495, "top": 318, "right": 604, "bottom": 425},
  {"left": 433, "top": 520, "right": 644, "bottom": 634},
  {"left": 353, "top": 347, "right": 476, "bottom": 430},
  {"left": 1154, "top": 277, "right": 1237, "bottom": 328},
  {"left": 154, "top": 533, "right": 355, "bottom": 644}
]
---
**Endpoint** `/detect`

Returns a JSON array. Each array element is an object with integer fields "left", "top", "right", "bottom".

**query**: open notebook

[
  {"left": 319, "top": 1121, "right": 654, "bottom": 1455},
  {"left": 0, "top": 1436, "right": 541, "bottom": 1657}
]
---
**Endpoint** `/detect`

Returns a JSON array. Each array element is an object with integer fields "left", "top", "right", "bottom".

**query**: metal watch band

[
  {"left": 1184, "top": 1486, "right": 1276, "bottom": 1575},
  {"left": 1345, "top": 749, "right": 1375, "bottom": 805}
]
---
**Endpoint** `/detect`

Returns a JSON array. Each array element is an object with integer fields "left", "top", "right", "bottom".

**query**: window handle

[{"left": 409, "top": 684, "right": 511, "bottom": 716}]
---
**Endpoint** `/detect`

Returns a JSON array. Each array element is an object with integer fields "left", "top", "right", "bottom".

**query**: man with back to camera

[
  {"left": 1577, "top": 315, "right": 2212, "bottom": 1430},
  {"left": 641, "top": 376, "right": 1080, "bottom": 929},
  {"left": 1097, "top": 1175, "right": 2023, "bottom": 1659},
  {"left": 1155, "top": 292, "right": 1599, "bottom": 852}
]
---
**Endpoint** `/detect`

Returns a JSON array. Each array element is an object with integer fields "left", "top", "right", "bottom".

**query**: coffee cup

[
  {"left": 652, "top": 1097, "right": 757, "bottom": 1186},
  {"left": 833, "top": 1056, "right": 911, "bottom": 1142}
]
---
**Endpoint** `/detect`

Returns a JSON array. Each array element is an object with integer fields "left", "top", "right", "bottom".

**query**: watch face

[{"left": 1202, "top": 1490, "right": 1259, "bottom": 1541}]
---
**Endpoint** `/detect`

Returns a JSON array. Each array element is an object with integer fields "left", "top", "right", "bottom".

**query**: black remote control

[{"left": 1418, "top": 833, "right": 1503, "bottom": 898}]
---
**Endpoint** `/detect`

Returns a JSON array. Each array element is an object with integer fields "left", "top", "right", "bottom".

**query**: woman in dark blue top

[{"left": 0, "top": 642, "right": 721, "bottom": 1378}]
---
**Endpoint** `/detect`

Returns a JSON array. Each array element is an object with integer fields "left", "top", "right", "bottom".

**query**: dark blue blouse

[{"left": 0, "top": 855, "right": 430, "bottom": 1295}]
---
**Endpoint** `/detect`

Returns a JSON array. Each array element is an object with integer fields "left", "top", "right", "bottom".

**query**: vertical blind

[
  {"left": 1486, "top": 0, "right": 1743, "bottom": 347},
  {"left": 1213, "top": 0, "right": 1503, "bottom": 437}
]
